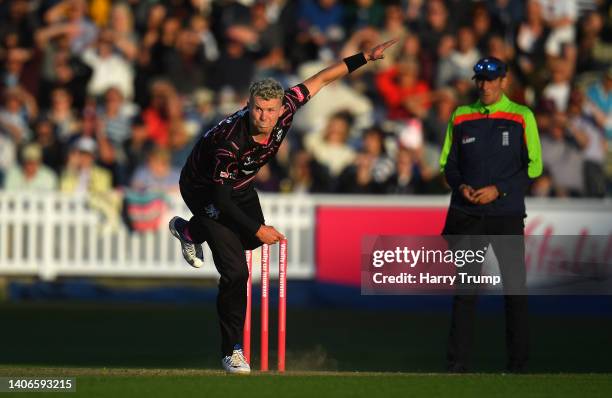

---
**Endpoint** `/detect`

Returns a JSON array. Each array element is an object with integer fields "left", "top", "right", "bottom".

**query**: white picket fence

[
  {"left": 2, "top": 192, "right": 611, "bottom": 281},
  {"left": 0, "top": 192, "right": 316, "bottom": 280}
]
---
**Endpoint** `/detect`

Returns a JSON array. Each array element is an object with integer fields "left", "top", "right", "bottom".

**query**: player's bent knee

[{"left": 221, "top": 267, "right": 249, "bottom": 287}]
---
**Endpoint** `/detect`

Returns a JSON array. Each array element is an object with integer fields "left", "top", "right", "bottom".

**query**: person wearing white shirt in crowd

[
  {"left": 538, "top": 0, "right": 577, "bottom": 57},
  {"left": 304, "top": 111, "right": 357, "bottom": 178},
  {"left": 3, "top": 143, "right": 58, "bottom": 191},
  {"left": 81, "top": 29, "right": 134, "bottom": 100}
]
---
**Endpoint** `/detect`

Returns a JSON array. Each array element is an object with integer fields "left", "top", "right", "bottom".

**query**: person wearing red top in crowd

[
  {"left": 141, "top": 80, "right": 185, "bottom": 148},
  {"left": 375, "top": 58, "right": 431, "bottom": 120}
]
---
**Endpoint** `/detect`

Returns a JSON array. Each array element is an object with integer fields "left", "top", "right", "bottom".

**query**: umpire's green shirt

[{"left": 439, "top": 94, "right": 543, "bottom": 217}]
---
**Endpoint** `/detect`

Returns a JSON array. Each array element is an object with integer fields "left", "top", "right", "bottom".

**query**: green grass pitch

[{"left": 0, "top": 302, "right": 610, "bottom": 397}]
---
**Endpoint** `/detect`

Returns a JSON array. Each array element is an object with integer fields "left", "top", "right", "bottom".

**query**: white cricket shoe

[
  {"left": 222, "top": 346, "right": 251, "bottom": 374},
  {"left": 169, "top": 216, "right": 204, "bottom": 268}
]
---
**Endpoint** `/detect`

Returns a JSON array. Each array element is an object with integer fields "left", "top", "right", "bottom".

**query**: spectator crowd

[{"left": 0, "top": 0, "right": 610, "bottom": 202}]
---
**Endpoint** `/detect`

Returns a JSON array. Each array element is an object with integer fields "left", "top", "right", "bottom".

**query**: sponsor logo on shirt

[
  {"left": 219, "top": 171, "right": 235, "bottom": 179},
  {"left": 462, "top": 136, "right": 476, "bottom": 144},
  {"left": 205, "top": 204, "right": 220, "bottom": 220},
  {"left": 291, "top": 86, "right": 304, "bottom": 102}
]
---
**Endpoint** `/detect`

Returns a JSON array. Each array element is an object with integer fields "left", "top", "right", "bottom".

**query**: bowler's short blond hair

[{"left": 249, "top": 78, "right": 284, "bottom": 101}]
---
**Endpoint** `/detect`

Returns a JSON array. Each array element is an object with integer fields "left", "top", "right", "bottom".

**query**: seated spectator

[
  {"left": 31, "top": 117, "right": 66, "bottom": 175},
  {"left": 360, "top": 125, "right": 394, "bottom": 184},
  {"left": 1, "top": 0, "right": 37, "bottom": 49},
  {"left": 383, "top": 146, "right": 423, "bottom": 194},
  {"left": 107, "top": 2, "right": 139, "bottom": 62},
  {"left": 343, "top": 0, "right": 385, "bottom": 34},
  {"left": 184, "top": 88, "right": 220, "bottom": 138},
  {"left": 375, "top": 3, "right": 408, "bottom": 69},
  {"left": 60, "top": 135, "right": 121, "bottom": 233},
  {"left": 416, "top": 0, "right": 455, "bottom": 60},
  {"left": 376, "top": 58, "right": 431, "bottom": 120},
  {"left": 567, "top": 89, "right": 607, "bottom": 197},
  {"left": 56, "top": 53, "right": 92, "bottom": 109},
  {"left": 281, "top": 149, "right": 331, "bottom": 193},
  {"left": 123, "top": 115, "right": 154, "bottom": 180},
  {"left": 130, "top": 147, "right": 180, "bottom": 193},
  {"left": 168, "top": 117, "right": 196, "bottom": 170},
  {"left": 163, "top": 28, "right": 207, "bottom": 96},
  {"left": 45, "top": 87, "right": 79, "bottom": 140},
  {"left": 0, "top": 130, "right": 17, "bottom": 184},
  {"left": 397, "top": 119, "right": 439, "bottom": 185},
  {"left": 97, "top": 86, "right": 137, "bottom": 146},
  {"left": 576, "top": 11, "right": 612, "bottom": 74},
  {"left": 141, "top": 80, "right": 185, "bottom": 149},
  {"left": 43, "top": 0, "right": 98, "bottom": 54},
  {"left": 471, "top": 3, "right": 494, "bottom": 54},
  {"left": 304, "top": 111, "right": 356, "bottom": 178},
  {"left": 0, "top": 86, "right": 37, "bottom": 144},
  {"left": 542, "top": 57, "right": 573, "bottom": 112},
  {"left": 585, "top": 67, "right": 612, "bottom": 141},
  {"left": 296, "top": 0, "right": 346, "bottom": 57},
  {"left": 540, "top": 112, "right": 585, "bottom": 196},
  {"left": 423, "top": 88, "right": 457, "bottom": 148},
  {"left": 225, "top": 1, "right": 287, "bottom": 81},
  {"left": 209, "top": 38, "right": 256, "bottom": 98},
  {"left": 59, "top": 136, "right": 112, "bottom": 194},
  {"left": 437, "top": 26, "right": 481, "bottom": 88},
  {"left": 81, "top": 28, "right": 134, "bottom": 100},
  {"left": 486, "top": 0, "right": 524, "bottom": 36},
  {"left": 515, "top": 0, "right": 550, "bottom": 87},
  {"left": 434, "top": 33, "right": 457, "bottom": 92},
  {"left": 3, "top": 143, "right": 57, "bottom": 191},
  {"left": 0, "top": 47, "right": 40, "bottom": 100},
  {"left": 486, "top": 34, "right": 514, "bottom": 64},
  {"left": 189, "top": 14, "right": 219, "bottom": 67},
  {"left": 398, "top": 33, "right": 434, "bottom": 87},
  {"left": 539, "top": 0, "right": 577, "bottom": 58},
  {"left": 337, "top": 151, "right": 383, "bottom": 194}
]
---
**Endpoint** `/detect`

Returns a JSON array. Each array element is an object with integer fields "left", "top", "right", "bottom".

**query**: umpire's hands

[
  {"left": 473, "top": 185, "right": 500, "bottom": 205},
  {"left": 459, "top": 184, "right": 478, "bottom": 204},
  {"left": 256, "top": 225, "right": 285, "bottom": 245}
]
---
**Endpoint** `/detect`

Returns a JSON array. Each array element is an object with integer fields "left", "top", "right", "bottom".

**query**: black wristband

[{"left": 343, "top": 53, "right": 368, "bottom": 73}]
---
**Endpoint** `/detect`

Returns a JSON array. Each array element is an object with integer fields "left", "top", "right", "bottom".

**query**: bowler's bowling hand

[
  {"left": 459, "top": 184, "right": 478, "bottom": 204},
  {"left": 256, "top": 225, "right": 285, "bottom": 245},
  {"left": 473, "top": 185, "right": 500, "bottom": 205},
  {"left": 365, "top": 38, "right": 399, "bottom": 61}
]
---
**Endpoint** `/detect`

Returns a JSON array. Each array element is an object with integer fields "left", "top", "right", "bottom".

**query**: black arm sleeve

[{"left": 211, "top": 184, "right": 261, "bottom": 235}]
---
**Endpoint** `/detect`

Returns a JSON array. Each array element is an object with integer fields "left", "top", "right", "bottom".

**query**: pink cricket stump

[
  {"left": 243, "top": 250, "right": 252, "bottom": 363},
  {"left": 278, "top": 239, "right": 288, "bottom": 372},
  {"left": 260, "top": 243, "right": 270, "bottom": 371},
  {"left": 243, "top": 240, "right": 287, "bottom": 372}
]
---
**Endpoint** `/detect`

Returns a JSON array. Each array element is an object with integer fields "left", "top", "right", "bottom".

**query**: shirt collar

[{"left": 476, "top": 94, "right": 510, "bottom": 113}]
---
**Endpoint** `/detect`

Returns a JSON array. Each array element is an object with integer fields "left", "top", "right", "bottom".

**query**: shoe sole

[
  {"left": 224, "top": 367, "right": 251, "bottom": 374},
  {"left": 222, "top": 362, "right": 251, "bottom": 374},
  {"left": 169, "top": 217, "right": 204, "bottom": 268}
]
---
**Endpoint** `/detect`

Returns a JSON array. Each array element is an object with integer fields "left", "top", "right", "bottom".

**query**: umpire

[{"left": 439, "top": 57, "right": 543, "bottom": 372}]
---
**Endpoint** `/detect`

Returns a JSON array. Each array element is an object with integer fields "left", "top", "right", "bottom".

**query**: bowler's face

[
  {"left": 476, "top": 77, "right": 506, "bottom": 105},
  {"left": 249, "top": 96, "right": 284, "bottom": 135}
]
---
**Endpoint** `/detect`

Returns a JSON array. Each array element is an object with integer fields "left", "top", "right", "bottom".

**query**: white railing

[
  {"left": 1, "top": 192, "right": 611, "bottom": 281},
  {"left": 0, "top": 192, "right": 315, "bottom": 280}
]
